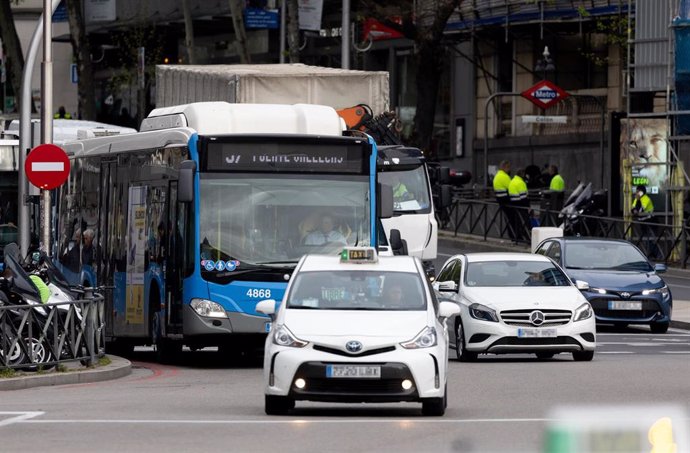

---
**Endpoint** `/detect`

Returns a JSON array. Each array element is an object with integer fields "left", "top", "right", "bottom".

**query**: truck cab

[{"left": 377, "top": 146, "right": 451, "bottom": 275}]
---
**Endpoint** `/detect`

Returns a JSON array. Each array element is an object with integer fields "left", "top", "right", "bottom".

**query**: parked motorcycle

[{"left": 558, "top": 183, "right": 608, "bottom": 235}]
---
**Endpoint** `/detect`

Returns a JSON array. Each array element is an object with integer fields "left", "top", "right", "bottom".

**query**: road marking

[
  {"left": 598, "top": 342, "right": 680, "bottom": 347},
  {"left": 21, "top": 417, "right": 552, "bottom": 425},
  {"left": 660, "top": 351, "right": 690, "bottom": 354},
  {"left": 31, "top": 162, "right": 64, "bottom": 172},
  {"left": 0, "top": 411, "right": 45, "bottom": 427},
  {"left": 597, "top": 351, "right": 635, "bottom": 354}
]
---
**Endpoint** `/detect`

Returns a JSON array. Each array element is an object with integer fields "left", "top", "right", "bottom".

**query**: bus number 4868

[{"left": 247, "top": 289, "right": 272, "bottom": 299}]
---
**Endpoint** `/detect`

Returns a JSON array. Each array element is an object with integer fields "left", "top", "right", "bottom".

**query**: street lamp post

[{"left": 534, "top": 46, "right": 555, "bottom": 80}]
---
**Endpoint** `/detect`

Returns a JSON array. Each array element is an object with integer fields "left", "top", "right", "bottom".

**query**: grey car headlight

[
  {"left": 190, "top": 298, "right": 227, "bottom": 318},
  {"left": 574, "top": 302, "right": 593, "bottom": 322},
  {"left": 642, "top": 285, "right": 669, "bottom": 297}
]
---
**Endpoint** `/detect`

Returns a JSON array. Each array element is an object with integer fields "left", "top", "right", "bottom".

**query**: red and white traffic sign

[
  {"left": 521, "top": 80, "right": 569, "bottom": 110},
  {"left": 25, "top": 143, "right": 70, "bottom": 190}
]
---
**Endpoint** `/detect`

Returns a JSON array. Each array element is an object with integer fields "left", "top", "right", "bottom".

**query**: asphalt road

[{"left": 0, "top": 239, "right": 688, "bottom": 452}]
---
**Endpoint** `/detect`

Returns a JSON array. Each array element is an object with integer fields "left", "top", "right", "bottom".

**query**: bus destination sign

[{"left": 206, "top": 142, "right": 365, "bottom": 174}]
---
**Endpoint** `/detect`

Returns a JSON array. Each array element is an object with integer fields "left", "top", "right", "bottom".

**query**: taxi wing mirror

[
  {"left": 438, "top": 301, "right": 460, "bottom": 319},
  {"left": 575, "top": 280, "right": 590, "bottom": 291},
  {"left": 256, "top": 299, "right": 277, "bottom": 320},
  {"left": 437, "top": 280, "right": 458, "bottom": 293}
]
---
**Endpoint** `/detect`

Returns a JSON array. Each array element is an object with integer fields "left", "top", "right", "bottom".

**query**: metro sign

[
  {"left": 521, "top": 80, "right": 569, "bottom": 110},
  {"left": 25, "top": 143, "right": 70, "bottom": 190}
]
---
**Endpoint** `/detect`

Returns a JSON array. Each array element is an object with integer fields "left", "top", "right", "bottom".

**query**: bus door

[{"left": 165, "top": 181, "right": 185, "bottom": 332}]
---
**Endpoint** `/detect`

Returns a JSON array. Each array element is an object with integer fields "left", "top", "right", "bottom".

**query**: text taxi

[{"left": 256, "top": 247, "right": 460, "bottom": 416}]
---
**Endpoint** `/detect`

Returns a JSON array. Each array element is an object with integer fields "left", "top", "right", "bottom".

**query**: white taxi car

[
  {"left": 434, "top": 253, "right": 596, "bottom": 361},
  {"left": 256, "top": 247, "right": 460, "bottom": 416}
]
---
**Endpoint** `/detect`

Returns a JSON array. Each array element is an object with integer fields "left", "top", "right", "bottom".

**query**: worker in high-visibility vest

[
  {"left": 493, "top": 160, "right": 516, "bottom": 241},
  {"left": 492, "top": 160, "right": 512, "bottom": 204},
  {"left": 548, "top": 165, "right": 565, "bottom": 191},
  {"left": 508, "top": 168, "right": 529, "bottom": 242},
  {"left": 632, "top": 184, "right": 657, "bottom": 259},
  {"left": 54, "top": 106, "right": 72, "bottom": 119}
]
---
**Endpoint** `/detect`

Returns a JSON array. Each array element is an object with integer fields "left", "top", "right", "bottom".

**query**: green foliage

[
  {"left": 0, "top": 368, "right": 17, "bottom": 378},
  {"left": 108, "top": 21, "right": 163, "bottom": 95},
  {"left": 98, "top": 356, "right": 112, "bottom": 367}
]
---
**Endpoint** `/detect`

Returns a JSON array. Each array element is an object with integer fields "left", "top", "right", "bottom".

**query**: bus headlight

[{"left": 190, "top": 299, "right": 227, "bottom": 318}]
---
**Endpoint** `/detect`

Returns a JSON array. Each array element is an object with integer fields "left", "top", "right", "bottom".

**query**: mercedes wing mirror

[
  {"left": 178, "top": 160, "right": 196, "bottom": 203},
  {"left": 378, "top": 183, "right": 394, "bottom": 219},
  {"left": 436, "top": 280, "right": 458, "bottom": 293}
]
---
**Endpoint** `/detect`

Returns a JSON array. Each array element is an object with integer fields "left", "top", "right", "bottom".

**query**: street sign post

[
  {"left": 25, "top": 143, "right": 70, "bottom": 190},
  {"left": 521, "top": 80, "right": 569, "bottom": 110}
]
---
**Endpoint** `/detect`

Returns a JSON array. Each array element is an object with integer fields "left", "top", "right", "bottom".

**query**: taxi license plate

[
  {"left": 517, "top": 328, "right": 557, "bottom": 338},
  {"left": 609, "top": 301, "right": 642, "bottom": 310},
  {"left": 326, "top": 365, "right": 381, "bottom": 379}
]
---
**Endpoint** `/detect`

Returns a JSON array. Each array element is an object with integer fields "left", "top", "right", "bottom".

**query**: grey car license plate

[
  {"left": 518, "top": 328, "right": 557, "bottom": 338},
  {"left": 326, "top": 365, "right": 381, "bottom": 379},
  {"left": 609, "top": 301, "right": 642, "bottom": 310}
]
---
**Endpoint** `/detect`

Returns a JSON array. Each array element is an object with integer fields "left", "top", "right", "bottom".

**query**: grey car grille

[{"left": 500, "top": 309, "right": 572, "bottom": 327}]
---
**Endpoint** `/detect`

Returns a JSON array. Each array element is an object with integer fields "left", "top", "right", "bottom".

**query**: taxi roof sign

[{"left": 340, "top": 247, "right": 378, "bottom": 263}]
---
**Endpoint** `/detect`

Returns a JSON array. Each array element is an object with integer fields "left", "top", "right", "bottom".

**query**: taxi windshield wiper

[{"left": 256, "top": 260, "right": 299, "bottom": 266}]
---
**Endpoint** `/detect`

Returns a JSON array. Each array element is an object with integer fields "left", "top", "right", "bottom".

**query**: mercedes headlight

[
  {"left": 400, "top": 326, "right": 437, "bottom": 349},
  {"left": 642, "top": 285, "right": 669, "bottom": 297},
  {"left": 190, "top": 298, "right": 227, "bottom": 318},
  {"left": 469, "top": 303, "right": 498, "bottom": 322},
  {"left": 272, "top": 325, "right": 308, "bottom": 348},
  {"left": 590, "top": 287, "right": 607, "bottom": 295},
  {"left": 574, "top": 302, "right": 593, "bottom": 322}
]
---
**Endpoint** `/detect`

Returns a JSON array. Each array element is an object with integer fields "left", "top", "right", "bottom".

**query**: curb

[
  {"left": 671, "top": 320, "right": 690, "bottom": 331},
  {"left": 0, "top": 355, "right": 132, "bottom": 391}
]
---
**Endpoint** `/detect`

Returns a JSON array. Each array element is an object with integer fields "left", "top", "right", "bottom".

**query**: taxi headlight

[
  {"left": 190, "top": 299, "right": 227, "bottom": 318},
  {"left": 469, "top": 303, "right": 498, "bottom": 322},
  {"left": 642, "top": 285, "right": 669, "bottom": 297},
  {"left": 574, "top": 302, "right": 593, "bottom": 322},
  {"left": 400, "top": 326, "right": 437, "bottom": 349},
  {"left": 273, "top": 325, "right": 308, "bottom": 348}
]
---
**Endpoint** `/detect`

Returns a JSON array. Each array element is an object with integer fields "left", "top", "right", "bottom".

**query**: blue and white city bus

[{"left": 57, "top": 102, "right": 392, "bottom": 359}]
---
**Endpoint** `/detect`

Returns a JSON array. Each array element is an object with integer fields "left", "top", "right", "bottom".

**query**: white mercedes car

[
  {"left": 433, "top": 253, "right": 596, "bottom": 361},
  {"left": 256, "top": 247, "right": 460, "bottom": 416}
]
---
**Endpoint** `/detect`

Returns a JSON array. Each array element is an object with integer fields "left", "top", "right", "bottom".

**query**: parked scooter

[
  {"left": 558, "top": 183, "right": 608, "bottom": 234},
  {"left": 0, "top": 243, "right": 55, "bottom": 368}
]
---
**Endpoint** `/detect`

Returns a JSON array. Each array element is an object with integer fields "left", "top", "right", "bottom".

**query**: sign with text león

[{"left": 521, "top": 80, "right": 569, "bottom": 110}]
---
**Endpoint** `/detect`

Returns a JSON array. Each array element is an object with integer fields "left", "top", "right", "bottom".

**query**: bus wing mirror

[
  {"left": 440, "top": 184, "right": 453, "bottom": 209},
  {"left": 179, "top": 160, "right": 196, "bottom": 203},
  {"left": 439, "top": 167, "right": 451, "bottom": 184},
  {"left": 378, "top": 183, "right": 394, "bottom": 219}
]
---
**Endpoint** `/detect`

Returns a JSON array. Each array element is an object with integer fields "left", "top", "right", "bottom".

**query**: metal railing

[
  {"left": 440, "top": 198, "right": 690, "bottom": 267},
  {"left": 0, "top": 291, "right": 105, "bottom": 370}
]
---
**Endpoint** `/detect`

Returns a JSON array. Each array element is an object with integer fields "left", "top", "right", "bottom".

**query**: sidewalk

[
  {"left": 0, "top": 355, "right": 131, "bottom": 391},
  {"left": 438, "top": 231, "right": 690, "bottom": 330}
]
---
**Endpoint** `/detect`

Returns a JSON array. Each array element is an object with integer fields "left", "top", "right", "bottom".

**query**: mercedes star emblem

[{"left": 529, "top": 310, "right": 545, "bottom": 326}]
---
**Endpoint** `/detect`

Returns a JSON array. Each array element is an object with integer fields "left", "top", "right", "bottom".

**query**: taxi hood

[{"left": 282, "top": 309, "right": 429, "bottom": 339}]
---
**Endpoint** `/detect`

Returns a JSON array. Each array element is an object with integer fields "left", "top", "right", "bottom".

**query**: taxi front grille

[
  {"left": 500, "top": 309, "right": 572, "bottom": 327},
  {"left": 312, "top": 345, "right": 396, "bottom": 358}
]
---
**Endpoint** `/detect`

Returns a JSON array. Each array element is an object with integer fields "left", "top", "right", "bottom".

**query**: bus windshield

[
  {"left": 378, "top": 165, "right": 431, "bottom": 214},
  {"left": 199, "top": 174, "right": 371, "bottom": 267}
]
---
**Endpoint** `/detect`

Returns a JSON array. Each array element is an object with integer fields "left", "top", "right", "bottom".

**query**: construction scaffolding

[{"left": 625, "top": 0, "right": 690, "bottom": 261}]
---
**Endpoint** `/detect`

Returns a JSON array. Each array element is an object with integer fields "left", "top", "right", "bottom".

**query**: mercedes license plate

[
  {"left": 609, "top": 301, "right": 642, "bottom": 311},
  {"left": 517, "top": 328, "right": 557, "bottom": 338},
  {"left": 326, "top": 365, "right": 381, "bottom": 379}
]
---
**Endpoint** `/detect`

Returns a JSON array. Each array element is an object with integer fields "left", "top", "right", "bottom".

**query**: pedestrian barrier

[
  {"left": 439, "top": 198, "right": 690, "bottom": 267},
  {"left": 0, "top": 290, "right": 105, "bottom": 370}
]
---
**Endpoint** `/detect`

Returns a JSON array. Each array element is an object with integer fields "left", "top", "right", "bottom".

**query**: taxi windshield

[{"left": 286, "top": 270, "right": 427, "bottom": 311}]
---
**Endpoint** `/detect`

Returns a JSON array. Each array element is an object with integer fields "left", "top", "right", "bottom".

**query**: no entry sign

[
  {"left": 521, "top": 80, "right": 569, "bottom": 110},
  {"left": 25, "top": 143, "right": 70, "bottom": 190}
]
